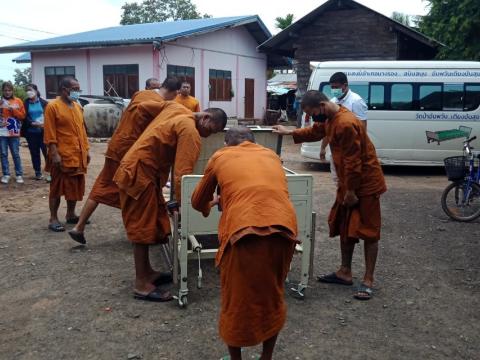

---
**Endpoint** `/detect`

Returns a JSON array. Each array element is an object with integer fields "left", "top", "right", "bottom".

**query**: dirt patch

[{"left": 0, "top": 138, "right": 478, "bottom": 359}]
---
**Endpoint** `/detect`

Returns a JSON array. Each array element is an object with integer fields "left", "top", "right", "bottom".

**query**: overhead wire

[
  {"left": 0, "top": 34, "right": 32, "bottom": 42},
  {"left": 0, "top": 22, "right": 59, "bottom": 35}
]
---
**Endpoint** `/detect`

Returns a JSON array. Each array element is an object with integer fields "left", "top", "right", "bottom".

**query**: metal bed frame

[{"left": 166, "top": 172, "right": 316, "bottom": 308}]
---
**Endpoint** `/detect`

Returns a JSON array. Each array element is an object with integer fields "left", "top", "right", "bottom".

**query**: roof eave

[
  {"left": 0, "top": 39, "right": 157, "bottom": 54},
  {"left": 0, "top": 15, "right": 271, "bottom": 54},
  {"left": 392, "top": 24, "right": 445, "bottom": 48}
]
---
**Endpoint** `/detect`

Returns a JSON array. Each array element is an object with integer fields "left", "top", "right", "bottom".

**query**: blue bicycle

[{"left": 441, "top": 136, "right": 480, "bottom": 222}]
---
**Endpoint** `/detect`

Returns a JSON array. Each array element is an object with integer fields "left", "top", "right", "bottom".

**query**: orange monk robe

[
  {"left": 191, "top": 141, "right": 298, "bottom": 347},
  {"left": 44, "top": 98, "right": 89, "bottom": 201},
  {"left": 113, "top": 102, "right": 201, "bottom": 244},
  {"left": 88, "top": 90, "right": 169, "bottom": 208},
  {"left": 175, "top": 94, "right": 200, "bottom": 112},
  {"left": 292, "top": 106, "right": 387, "bottom": 243}
]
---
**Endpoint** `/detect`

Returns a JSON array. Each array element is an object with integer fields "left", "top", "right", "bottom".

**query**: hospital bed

[{"left": 164, "top": 127, "right": 316, "bottom": 308}]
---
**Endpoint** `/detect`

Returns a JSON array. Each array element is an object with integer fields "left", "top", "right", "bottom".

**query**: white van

[{"left": 301, "top": 61, "right": 480, "bottom": 166}]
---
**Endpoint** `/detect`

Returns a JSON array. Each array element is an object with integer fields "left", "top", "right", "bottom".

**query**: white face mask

[{"left": 27, "top": 90, "right": 36, "bottom": 99}]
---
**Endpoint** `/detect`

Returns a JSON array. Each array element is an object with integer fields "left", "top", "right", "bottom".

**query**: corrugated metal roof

[
  {"left": 12, "top": 52, "right": 31, "bottom": 63},
  {"left": 267, "top": 73, "right": 297, "bottom": 95},
  {"left": 268, "top": 73, "right": 297, "bottom": 83},
  {"left": 0, "top": 16, "right": 271, "bottom": 54}
]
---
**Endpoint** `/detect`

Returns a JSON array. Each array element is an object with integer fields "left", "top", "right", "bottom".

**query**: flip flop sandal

[
  {"left": 48, "top": 222, "right": 65, "bottom": 232},
  {"left": 153, "top": 272, "right": 173, "bottom": 286},
  {"left": 354, "top": 283, "right": 373, "bottom": 300},
  {"left": 65, "top": 217, "right": 91, "bottom": 225},
  {"left": 68, "top": 229, "right": 86, "bottom": 245},
  {"left": 133, "top": 288, "right": 173, "bottom": 302},
  {"left": 317, "top": 272, "right": 353, "bottom": 286}
]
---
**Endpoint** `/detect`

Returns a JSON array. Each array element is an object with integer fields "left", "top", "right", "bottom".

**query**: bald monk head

[
  {"left": 145, "top": 77, "right": 161, "bottom": 90},
  {"left": 151, "top": 76, "right": 182, "bottom": 100},
  {"left": 301, "top": 90, "right": 340, "bottom": 122},
  {"left": 195, "top": 107, "right": 228, "bottom": 137},
  {"left": 224, "top": 127, "right": 256, "bottom": 146}
]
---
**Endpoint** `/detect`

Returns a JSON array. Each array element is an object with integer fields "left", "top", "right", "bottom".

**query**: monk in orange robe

[
  {"left": 68, "top": 77, "right": 182, "bottom": 245},
  {"left": 44, "top": 77, "right": 90, "bottom": 232},
  {"left": 274, "top": 90, "right": 386, "bottom": 300},
  {"left": 113, "top": 104, "right": 227, "bottom": 302},
  {"left": 175, "top": 82, "right": 200, "bottom": 112},
  {"left": 191, "top": 127, "right": 298, "bottom": 360}
]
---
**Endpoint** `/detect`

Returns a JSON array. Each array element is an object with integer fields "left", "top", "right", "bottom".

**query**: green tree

[
  {"left": 13, "top": 67, "right": 31, "bottom": 87},
  {"left": 120, "top": 0, "right": 211, "bottom": 25},
  {"left": 420, "top": 0, "right": 480, "bottom": 60},
  {"left": 275, "top": 14, "right": 295, "bottom": 30},
  {"left": 391, "top": 11, "right": 411, "bottom": 27}
]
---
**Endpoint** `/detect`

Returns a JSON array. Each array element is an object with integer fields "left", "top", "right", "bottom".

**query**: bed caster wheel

[
  {"left": 290, "top": 286, "right": 306, "bottom": 300},
  {"left": 179, "top": 295, "right": 188, "bottom": 308}
]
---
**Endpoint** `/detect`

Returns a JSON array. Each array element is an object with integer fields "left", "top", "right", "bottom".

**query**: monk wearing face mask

[
  {"left": 320, "top": 72, "right": 368, "bottom": 185},
  {"left": 274, "top": 90, "right": 386, "bottom": 301},
  {"left": 43, "top": 77, "right": 90, "bottom": 232}
]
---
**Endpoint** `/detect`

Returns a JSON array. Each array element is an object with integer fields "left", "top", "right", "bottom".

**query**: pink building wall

[
  {"left": 30, "top": 26, "right": 267, "bottom": 118},
  {"left": 161, "top": 26, "right": 267, "bottom": 118},
  {"left": 32, "top": 50, "right": 89, "bottom": 97}
]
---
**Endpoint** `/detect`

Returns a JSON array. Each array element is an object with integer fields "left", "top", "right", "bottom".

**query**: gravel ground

[{"left": 0, "top": 137, "right": 479, "bottom": 360}]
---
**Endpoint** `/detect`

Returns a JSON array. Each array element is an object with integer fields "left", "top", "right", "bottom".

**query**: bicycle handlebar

[{"left": 465, "top": 136, "right": 477, "bottom": 144}]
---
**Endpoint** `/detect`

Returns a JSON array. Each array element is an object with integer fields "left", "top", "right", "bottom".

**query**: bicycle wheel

[{"left": 441, "top": 181, "right": 480, "bottom": 222}]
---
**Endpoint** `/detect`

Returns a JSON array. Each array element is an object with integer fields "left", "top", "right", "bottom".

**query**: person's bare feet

[
  {"left": 134, "top": 279, "right": 157, "bottom": 295},
  {"left": 335, "top": 267, "right": 353, "bottom": 284},
  {"left": 361, "top": 277, "right": 374, "bottom": 289}
]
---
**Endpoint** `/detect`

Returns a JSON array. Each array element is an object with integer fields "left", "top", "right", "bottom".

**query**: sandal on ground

[
  {"left": 317, "top": 272, "right": 353, "bottom": 286},
  {"left": 354, "top": 283, "right": 373, "bottom": 300},
  {"left": 133, "top": 288, "right": 173, "bottom": 302},
  {"left": 68, "top": 229, "right": 86, "bottom": 245},
  {"left": 153, "top": 272, "right": 173, "bottom": 286},
  {"left": 65, "top": 216, "right": 90, "bottom": 225},
  {"left": 48, "top": 222, "right": 65, "bottom": 232}
]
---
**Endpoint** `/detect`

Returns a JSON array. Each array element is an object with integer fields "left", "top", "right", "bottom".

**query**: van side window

[
  {"left": 465, "top": 84, "right": 480, "bottom": 111},
  {"left": 419, "top": 84, "right": 442, "bottom": 110},
  {"left": 349, "top": 83, "right": 369, "bottom": 103},
  {"left": 391, "top": 84, "right": 413, "bottom": 110},
  {"left": 320, "top": 82, "right": 332, "bottom": 98},
  {"left": 443, "top": 84, "right": 463, "bottom": 110},
  {"left": 369, "top": 84, "right": 385, "bottom": 110}
]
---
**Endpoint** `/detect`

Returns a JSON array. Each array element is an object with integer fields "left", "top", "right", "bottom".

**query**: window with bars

[
  {"left": 44, "top": 66, "right": 76, "bottom": 99},
  {"left": 103, "top": 64, "right": 139, "bottom": 98},
  {"left": 209, "top": 69, "right": 232, "bottom": 102}
]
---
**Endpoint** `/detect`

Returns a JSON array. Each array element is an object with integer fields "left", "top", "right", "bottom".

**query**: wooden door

[{"left": 244, "top": 78, "right": 254, "bottom": 119}]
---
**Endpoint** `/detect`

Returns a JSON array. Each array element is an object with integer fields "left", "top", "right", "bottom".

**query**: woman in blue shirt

[{"left": 23, "top": 84, "right": 49, "bottom": 180}]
